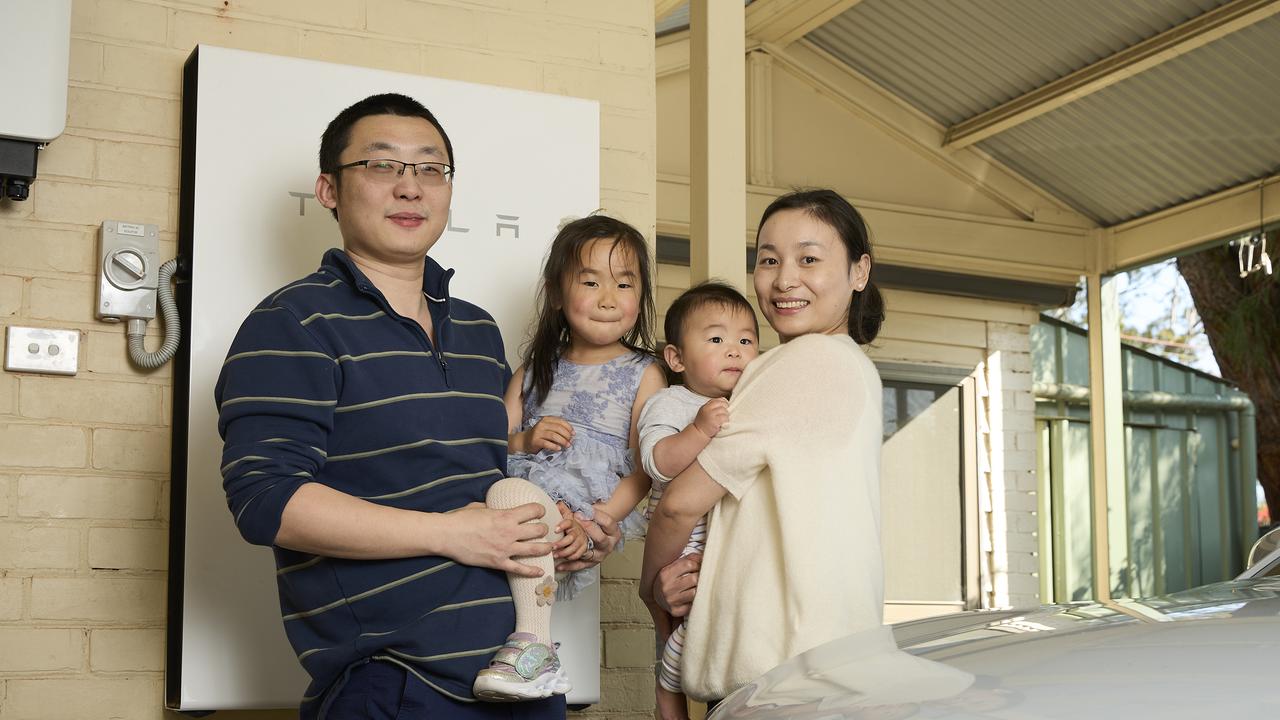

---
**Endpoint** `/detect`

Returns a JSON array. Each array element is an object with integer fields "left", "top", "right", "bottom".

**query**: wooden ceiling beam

[
  {"left": 1109, "top": 174, "right": 1280, "bottom": 271},
  {"left": 745, "top": 0, "right": 863, "bottom": 47}
]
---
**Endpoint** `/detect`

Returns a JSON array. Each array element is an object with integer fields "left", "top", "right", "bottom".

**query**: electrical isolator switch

[
  {"left": 4, "top": 326, "right": 79, "bottom": 375},
  {"left": 98, "top": 220, "right": 160, "bottom": 321}
]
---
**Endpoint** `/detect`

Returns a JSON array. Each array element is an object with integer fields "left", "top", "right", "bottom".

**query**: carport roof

[
  {"left": 808, "top": 0, "right": 1280, "bottom": 226},
  {"left": 660, "top": 0, "right": 1280, "bottom": 229}
]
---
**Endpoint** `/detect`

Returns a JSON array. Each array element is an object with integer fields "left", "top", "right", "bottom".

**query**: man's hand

[
  {"left": 515, "top": 416, "right": 574, "bottom": 453},
  {"left": 443, "top": 502, "right": 553, "bottom": 577},
  {"left": 655, "top": 553, "right": 701, "bottom": 618},
  {"left": 552, "top": 502, "right": 589, "bottom": 570},
  {"left": 692, "top": 398, "right": 729, "bottom": 439},
  {"left": 556, "top": 507, "right": 623, "bottom": 572}
]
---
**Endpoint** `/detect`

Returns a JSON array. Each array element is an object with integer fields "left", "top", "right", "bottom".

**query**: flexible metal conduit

[{"left": 126, "top": 257, "right": 181, "bottom": 369}]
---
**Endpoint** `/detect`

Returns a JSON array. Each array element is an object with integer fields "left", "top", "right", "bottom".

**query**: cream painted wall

[
  {"left": 0, "top": 2, "right": 655, "bottom": 718},
  {"left": 656, "top": 71, "right": 690, "bottom": 178},
  {"left": 769, "top": 68, "right": 1023, "bottom": 220}
]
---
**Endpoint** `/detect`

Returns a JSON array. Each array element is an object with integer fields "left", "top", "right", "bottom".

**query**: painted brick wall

[
  {"left": 0, "top": 2, "right": 656, "bottom": 718},
  {"left": 977, "top": 320, "right": 1042, "bottom": 610}
]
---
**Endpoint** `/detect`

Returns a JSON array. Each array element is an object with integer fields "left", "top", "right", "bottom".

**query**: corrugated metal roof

[
  {"left": 978, "top": 14, "right": 1280, "bottom": 224},
  {"left": 803, "top": 0, "right": 1280, "bottom": 225},
  {"left": 808, "top": 0, "right": 1230, "bottom": 125}
]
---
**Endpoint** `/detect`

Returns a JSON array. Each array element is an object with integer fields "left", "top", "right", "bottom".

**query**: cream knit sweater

[{"left": 682, "top": 333, "right": 885, "bottom": 701}]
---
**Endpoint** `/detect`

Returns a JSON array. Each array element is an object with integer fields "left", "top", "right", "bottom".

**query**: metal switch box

[{"left": 97, "top": 220, "right": 160, "bottom": 321}]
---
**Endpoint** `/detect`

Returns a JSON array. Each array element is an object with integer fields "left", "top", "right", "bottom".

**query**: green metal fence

[{"left": 1031, "top": 316, "right": 1257, "bottom": 602}]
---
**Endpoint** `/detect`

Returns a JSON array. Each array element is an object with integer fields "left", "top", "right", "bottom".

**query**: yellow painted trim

[
  {"left": 746, "top": 0, "right": 865, "bottom": 47},
  {"left": 1109, "top": 174, "right": 1280, "bottom": 271}
]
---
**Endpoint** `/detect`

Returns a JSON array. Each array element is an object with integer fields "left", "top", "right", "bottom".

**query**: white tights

[{"left": 485, "top": 477, "right": 563, "bottom": 643}]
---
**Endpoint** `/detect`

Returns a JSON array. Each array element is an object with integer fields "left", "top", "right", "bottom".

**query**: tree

[
  {"left": 1178, "top": 234, "right": 1280, "bottom": 526},
  {"left": 1045, "top": 260, "right": 1216, "bottom": 373}
]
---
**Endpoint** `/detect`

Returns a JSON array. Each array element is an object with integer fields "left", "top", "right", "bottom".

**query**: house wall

[{"left": 0, "top": 1, "right": 655, "bottom": 718}]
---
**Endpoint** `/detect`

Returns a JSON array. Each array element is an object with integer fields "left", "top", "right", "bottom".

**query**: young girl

[{"left": 473, "top": 215, "right": 666, "bottom": 702}]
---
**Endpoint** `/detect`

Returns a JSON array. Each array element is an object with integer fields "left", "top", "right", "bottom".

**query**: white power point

[{"left": 4, "top": 326, "right": 79, "bottom": 376}]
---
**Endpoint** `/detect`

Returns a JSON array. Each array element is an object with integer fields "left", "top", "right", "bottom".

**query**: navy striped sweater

[{"left": 215, "top": 248, "right": 518, "bottom": 713}]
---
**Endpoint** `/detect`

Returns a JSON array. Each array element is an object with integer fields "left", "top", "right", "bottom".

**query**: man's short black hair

[
  {"left": 663, "top": 280, "right": 758, "bottom": 350},
  {"left": 318, "top": 93, "right": 454, "bottom": 220}
]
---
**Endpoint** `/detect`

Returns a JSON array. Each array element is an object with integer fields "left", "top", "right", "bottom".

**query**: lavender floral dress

[{"left": 508, "top": 351, "right": 654, "bottom": 598}]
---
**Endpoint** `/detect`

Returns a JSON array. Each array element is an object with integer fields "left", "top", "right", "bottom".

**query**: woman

[{"left": 640, "top": 189, "right": 887, "bottom": 713}]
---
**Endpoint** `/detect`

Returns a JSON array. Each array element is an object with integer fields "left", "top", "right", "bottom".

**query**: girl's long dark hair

[
  {"left": 522, "top": 215, "right": 656, "bottom": 405},
  {"left": 756, "top": 189, "right": 884, "bottom": 344}
]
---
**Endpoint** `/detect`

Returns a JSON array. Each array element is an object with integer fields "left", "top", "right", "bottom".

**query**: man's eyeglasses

[{"left": 337, "top": 159, "right": 454, "bottom": 185}]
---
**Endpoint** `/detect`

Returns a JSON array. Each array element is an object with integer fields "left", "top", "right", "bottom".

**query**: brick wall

[
  {"left": 0, "top": 2, "right": 656, "bottom": 718},
  {"left": 978, "top": 321, "right": 1041, "bottom": 610},
  {"left": 597, "top": 543, "right": 664, "bottom": 720}
]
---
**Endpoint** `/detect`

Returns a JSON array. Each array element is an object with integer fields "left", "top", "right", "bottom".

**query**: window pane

[
  {"left": 882, "top": 387, "right": 899, "bottom": 438},
  {"left": 906, "top": 387, "right": 940, "bottom": 419}
]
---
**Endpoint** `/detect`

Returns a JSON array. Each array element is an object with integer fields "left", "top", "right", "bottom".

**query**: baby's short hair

[{"left": 663, "top": 281, "right": 758, "bottom": 350}]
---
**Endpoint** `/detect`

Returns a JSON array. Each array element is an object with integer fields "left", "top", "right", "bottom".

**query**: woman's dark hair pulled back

[{"left": 756, "top": 189, "right": 884, "bottom": 344}]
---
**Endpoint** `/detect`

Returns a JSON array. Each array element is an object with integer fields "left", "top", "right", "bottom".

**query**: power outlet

[{"left": 4, "top": 326, "right": 79, "bottom": 376}]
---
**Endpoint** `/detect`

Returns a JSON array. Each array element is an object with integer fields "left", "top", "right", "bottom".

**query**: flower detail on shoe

[{"left": 535, "top": 576, "right": 558, "bottom": 606}]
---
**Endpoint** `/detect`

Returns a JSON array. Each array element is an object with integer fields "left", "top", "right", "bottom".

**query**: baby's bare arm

[
  {"left": 652, "top": 424, "right": 713, "bottom": 479},
  {"left": 653, "top": 397, "right": 728, "bottom": 478}
]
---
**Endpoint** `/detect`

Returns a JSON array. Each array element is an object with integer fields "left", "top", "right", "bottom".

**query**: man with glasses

[{"left": 216, "top": 94, "right": 610, "bottom": 718}]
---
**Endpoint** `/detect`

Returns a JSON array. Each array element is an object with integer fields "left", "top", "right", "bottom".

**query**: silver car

[{"left": 710, "top": 530, "right": 1280, "bottom": 719}]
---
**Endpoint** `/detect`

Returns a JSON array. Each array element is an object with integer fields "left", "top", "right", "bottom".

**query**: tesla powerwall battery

[{"left": 171, "top": 45, "right": 601, "bottom": 711}]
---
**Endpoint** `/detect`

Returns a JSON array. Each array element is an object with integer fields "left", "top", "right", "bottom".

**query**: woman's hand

[
  {"left": 655, "top": 553, "right": 702, "bottom": 617},
  {"left": 552, "top": 502, "right": 588, "bottom": 570},
  {"left": 555, "top": 508, "right": 623, "bottom": 572}
]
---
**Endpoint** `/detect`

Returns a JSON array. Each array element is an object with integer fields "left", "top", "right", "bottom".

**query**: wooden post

[
  {"left": 1086, "top": 238, "right": 1124, "bottom": 600},
  {"left": 689, "top": 0, "right": 747, "bottom": 289}
]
